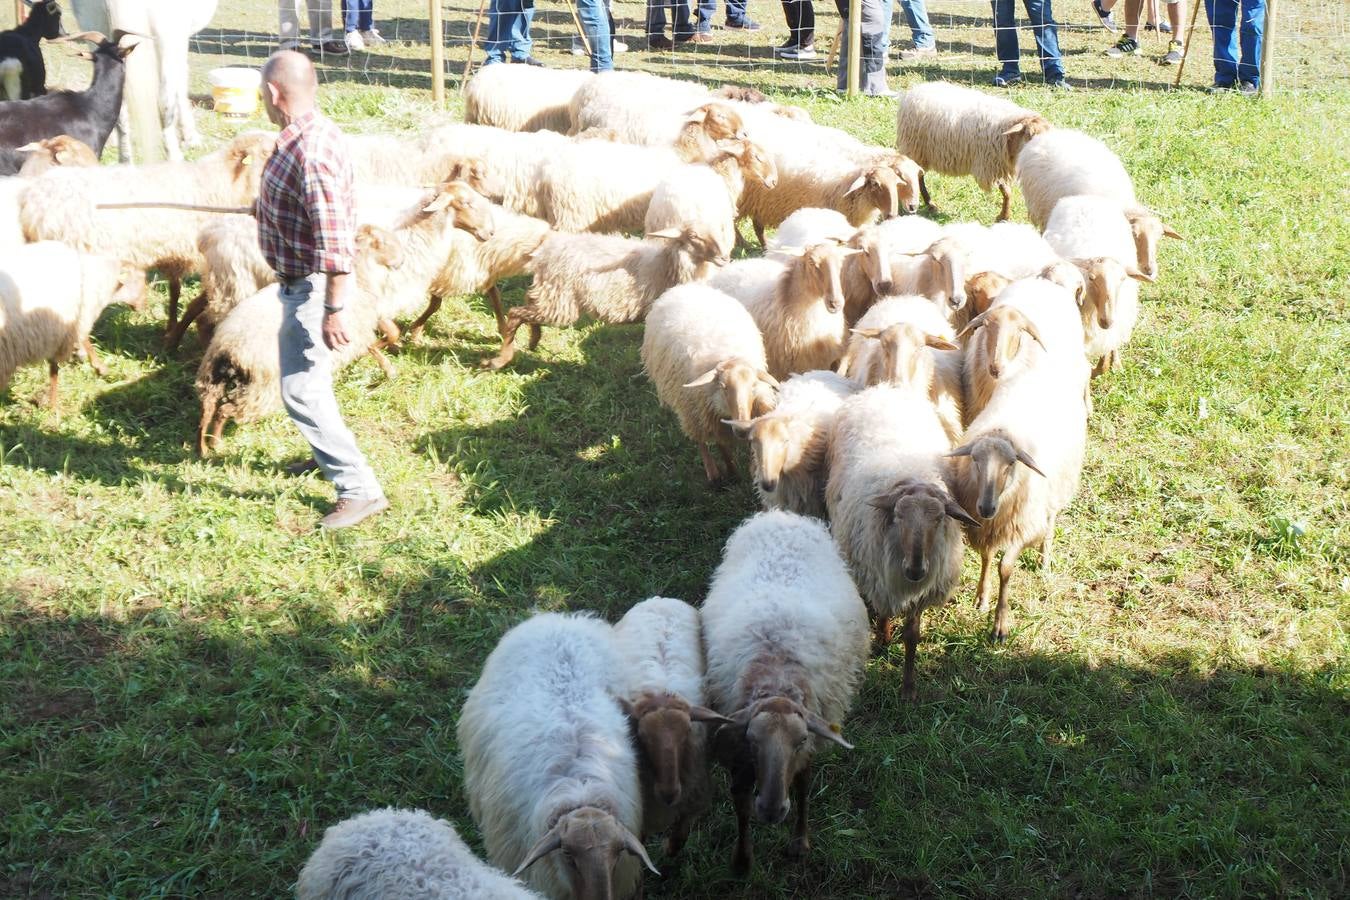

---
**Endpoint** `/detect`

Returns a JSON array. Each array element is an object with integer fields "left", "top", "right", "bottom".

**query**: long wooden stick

[
  {"left": 96, "top": 202, "right": 253, "bottom": 213},
  {"left": 430, "top": 0, "right": 445, "bottom": 106},
  {"left": 564, "top": 0, "right": 591, "bottom": 59},
  {"left": 1173, "top": 0, "right": 1204, "bottom": 88},
  {"left": 461, "top": 0, "right": 489, "bottom": 91},
  {"left": 1259, "top": 0, "right": 1277, "bottom": 97}
]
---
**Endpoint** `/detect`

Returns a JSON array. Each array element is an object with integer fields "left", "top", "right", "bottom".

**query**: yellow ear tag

[
  {"left": 241, "top": 154, "right": 253, "bottom": 166},
  {"left": 829, "top": 723, "right": 842, "bottom": 734}
]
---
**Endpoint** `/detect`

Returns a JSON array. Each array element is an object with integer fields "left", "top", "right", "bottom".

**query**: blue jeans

[
  {"left": 648, "top": 0, "right": 696, "bottom": 38},
  {"left": 696, "top": 0, "right": 749, "bottom": 30},
  {"left": 577, "top": 0, "right": 614, "bottom": 71},
  {"left": 991, "top": 0, "right": 1064, "bottom": 81},
  {"left": 278, "top": 275, "right": 383, "bottom": 502},
  {"left": 485, "top": 0, "right": 535, "bottom": 63},
  {"left": 342, "top": 0, "right": 372, "bottom": 32},
  {"left": 898, "top": 0, "right": 934, "bottom": 48},
  {"left": 1204, "top": 0, "right": 1264, "bottom": 86}
]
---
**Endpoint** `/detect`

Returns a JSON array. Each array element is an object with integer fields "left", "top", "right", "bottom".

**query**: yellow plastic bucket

[{"left": 209, "top": 67, "right": 261, "bottom": 118}]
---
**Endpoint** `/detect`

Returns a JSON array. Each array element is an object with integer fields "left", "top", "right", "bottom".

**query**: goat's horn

[
  {"left": 52, "top": 30, "right": 105, "bottom": 44},
  {"left": 688, "top": 705, "right": 734, "bottom": 725},
  {"left": 805, "top": 712, "right": 854, "bottom": 750},
  {"left": 622, "top": 826, "right": 660, "bottom": 875},
  {"left": 1015, "top": 448, "right": 1047, "bottom": 478},
  {"left": 512, "top": 825, "right": 562, "bottom": 876}
]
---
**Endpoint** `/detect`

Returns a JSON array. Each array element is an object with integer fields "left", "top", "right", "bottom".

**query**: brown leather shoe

[
  {"left": 678, "top": 31, "right": 713, "bottom": 44},
  {"left": 319, "top": 495, "right": 389, "bottom": 530}
]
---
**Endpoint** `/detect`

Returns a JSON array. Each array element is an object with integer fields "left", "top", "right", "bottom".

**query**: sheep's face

[
  {"left": 16, "top": 136, "right": 99, "bottom": 177},
  {"left": 849, "top": 225, "right": 895, "bottom": 296},
  {"left": 964, "top": 271, "right": 1012, "bottom": 322},
  {"left": 959, "top": 306, "right": 1045, "bottom": 380},
  {"left": 355, "top": 225, "right": 404, "bottom": 269},
  {"left": 892, "top": 156, "right": 924, "bottom": 215},
  {"left": 722, "top": 696, "right": 852, "bottom": 825},
  {"left": 729, "top": 414, "right": 807, "bottom": 495},
  {"left": 871, "top": 480, "right": 979, "bottom": 582},
  {"left": 853, "top": 324, "right": 957, "bottom": 389},
  {"left": 224, "top": 132, "right": 278, "bottom": 198},
  {"left": 713, "top": 84, "right": 767, "bottom": 103},
  {"left": 949, "top": 435, "right": 1046, "bottom": 520},
  {"left": 800, "top": 243, "right": 855, "bottom": 315},
  {"left": 1074, "top": 257, "right": 1134, "bottom": 331},
  {"left": 443, "top": 158, "right": 504, "bottom": 203},
  {"left": 1001, "top": 115, "right": 1052, "bottom": 167},
  {"left": 846, "top": 166, "right": 901, "bottom": 221},
  {"left": 922, "top": 237, "right": 969, "bottom": 311},
  {"left": 111, "top": 264, "right": 148, "bottom": 313},
  {"left": 625, "top": 693, "right": 730, "bottom": 809},
  {"left": 685, "top": 102, "right": 747, "bottom": 143},
  {"left": 423, "top": 181, "right": 496, "bottom": 242},
  {"left": 1125, "top": 210, "right": 1181, "bottom": 281},
  {"left": 513, "top": 806, "right": 656, "bottom": 898},
  {"left": 727, "top": 138, "right": 778, "bottom": 190}
]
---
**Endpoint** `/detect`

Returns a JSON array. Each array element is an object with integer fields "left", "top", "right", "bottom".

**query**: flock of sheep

[{"left": 0, "top": 50, "right": 1183, "bottom": 899}]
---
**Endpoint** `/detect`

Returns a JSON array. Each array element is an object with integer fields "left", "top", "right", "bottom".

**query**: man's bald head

[{"left": 260, "top": 50, "right": 318, "bottom": 126}]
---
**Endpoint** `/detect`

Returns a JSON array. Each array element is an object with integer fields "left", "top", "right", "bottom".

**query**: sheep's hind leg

[
  {"left": 487, "top": 284, "right": 507, "bottom": 335},
  {"left": 975, "top": 547, "right": 993, "bottom": 613},
  {"left": 366, "top": 346, "right": 397, "bottom": 380},
  {"left": 166, "top": 277, "right": 182, "bottom": 326},
  {"left": 481, "top": 307, "right": 535, "bottom": 370},
  {"left": 406, "top": 295, "right": 443, "bottom": 344},
  {"left": 786, "top": 762, "right": 812, "bottom": 858},
  {"left": 1041, "top": 513, "right": 1057, "bottom": 573},
  {"left": 993, "top": 542, "right": 1029, "bottom": 643},
  {"left": 730, "top": 766, "right": 755, "bottom": 875},
  {"left": 527, "top": 324, "right": 543, "bottom": 351},
  {"left": 165, "top": 293, "right": 209, "bottom": 351},
  {"left": 81, "top": 338, "right": 107, "bottom": 377},
  {"left": 753, "top": 220, "right": 767, "bottom": 248},
  {"left": 697, "top": 443, "right": 725, "bottom": 485},
  {"left": 44, "top": 360, "right": 60, "bottom": 411},
  {"left": 997, "top": 183, "right": 1013, "bottom": 222},
  {"left": 900, "top": 610, "right": 923, "bottom": 702}
]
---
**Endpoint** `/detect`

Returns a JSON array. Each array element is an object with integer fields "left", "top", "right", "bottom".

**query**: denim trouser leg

[
  {"left": 647, "top": 0, "right": 667, "bottom": 35},
  {"left": 781, "top": 0, "right": 815, "bottom": 47},
  {"left": 879, "top": 0, "right": 893, "bottom": 58},
  {"left": 278, "top": 276, "right": 383, "bottom": 502},
  {"left": 726, "top": 0, "right": 750, "bottom": 25},
  {"left": 342, "top": 0, "right": 373, "bottom": 32},
  {"left": 1025, "top": 0, "right": 1063, "bottom": 80},
  {"left": 899, "top": 0, "right": 935, "bottom": 48},
  {"left": 991, "top": 0, "right": 1021, "bottom": 75},
  {"left": 485, "top": 0, "right": 533, "bottom": 63},
  {"left": 1205, "top": 0, "right": 1265, "bottom": 86},
  {"left": 576, "top": 0, "right": 613, "bottom": 71},
  {"left": 835, "top": 0, "right": 890, "bottom": 93},
  {"left": 695, "top": 0, "right": 717, "bottom": 31}
]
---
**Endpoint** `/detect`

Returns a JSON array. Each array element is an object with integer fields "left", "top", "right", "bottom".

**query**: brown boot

[{"left": 319, "top": 496, "right": 389, "bottom": 530}]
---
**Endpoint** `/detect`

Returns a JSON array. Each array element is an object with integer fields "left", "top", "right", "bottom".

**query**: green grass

[{"left": 2, "top": 2, "right": 1349, "bottom": 897}]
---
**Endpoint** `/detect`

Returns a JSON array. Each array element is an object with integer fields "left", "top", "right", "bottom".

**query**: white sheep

[
  {"left": 296, "top": 807, "right": 542, "bottom": 900},
  {"left": 702, "top": 510, "right": 869, "bottom": 873},
  {"left": 842, "top": 215, "right": 945, "bottom": 324},
  {"left": 612, "top": 596, "right": 728, "bottom": 859},
  {"left": 739, "top": 154, "right": 904, "bottom": 248},
  {"left": 826, "top": 382, "right": 977, "bottom": 700},
  {"left": 1, "top": 137, "right": 101, "bottom": 253},
  {"left": 0, "top": 240, "right": 144, "bottom": 409},
  {"left": 766, "top": 208, "right": 856, "bottom": 257},
  {"left": 895, "top": 82, "right": 1051, "bottom": 221},
  {"left": 724, "top": 370, "right": 857, "bottom": 518},
  {"left": 464, "top": 64, "right": 592, "bottom": 133},
  {"left": 481, "top": 223, "right": 725, "bottom": 370},
  {"left": 20, "top": 130, "right": 276, "bottom": 329},
  {"left": 948, "top": 275, "right": 1091, "bottom": 641},
  {"left": 535, "top": 139, "right": 689, "bottom": 234},
  {"left": 458, "top": 612, "right": 655, "bottom": 900},
  {"left": 568, "top": 71, "right": 751, "bottom": 157},
  {"left": 1043, "top": 195, "right": 1154, "bottom": 375},
  {"left": 641, "top": 283, "right": 779, "bottom": 484},
  {"left": 643, "top": 138, "right": 779, "bottom": 259},
  {"left": 1015, "top": 127, "right": 1182, "bottom": 276},
  {"left": 710, "top": 243, "right": 857, "bottom": 379}
]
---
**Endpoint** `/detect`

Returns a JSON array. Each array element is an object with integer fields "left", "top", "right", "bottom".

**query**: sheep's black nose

[
  {"left": 755, "top": 796, "right": 790, "bottom": 824},
  {"left": 904, "top": 564, "right": 927, "bottom": 583},
  {"left": 657, "top": 786, "right": 682, "bottom": 807},
  {"left": 979, "top": 502, "right": 997, "bottom": 518},
  {"left": 759, "top": 478, "right": 778, "bottom": 493},
  {"left": 875, "top": 281, "right": 894, "bottom": 296}
]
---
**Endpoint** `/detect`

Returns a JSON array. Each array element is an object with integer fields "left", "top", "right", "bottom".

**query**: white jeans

[{"left": 279, "top": 0, "right": 335, "bottom": 45}]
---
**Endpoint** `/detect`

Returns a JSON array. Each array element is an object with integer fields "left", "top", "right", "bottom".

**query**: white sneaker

[
  {"left": 344, "top": 29, "right": 365, "bottom": 51},
  {"left": 361, "top": 28, "right": 387, "bottom": 45},
  {"left": 613, "top": 38, "right": 629, "bottom": 53}
]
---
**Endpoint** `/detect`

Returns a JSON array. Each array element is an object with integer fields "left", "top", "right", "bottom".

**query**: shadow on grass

[{"left": 1, "top": 588, "right": 1343, "bottom": 898}]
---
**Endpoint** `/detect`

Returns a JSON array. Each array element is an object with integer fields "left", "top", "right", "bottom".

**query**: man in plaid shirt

[{"left": 257, "top": 51, "right": 387, "bottom": 530}]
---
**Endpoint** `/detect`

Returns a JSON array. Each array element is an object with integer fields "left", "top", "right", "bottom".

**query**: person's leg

[
  {"left": 899, "top": 0, "right": 936, "bottom": 48},
  {"left": 307, "top": 0, "right": 335, "bottom": 44},
  {"left": 1026, "top": 0, "right": 1065, "bottom": 81},
  {"left": 277, "top": 277, "right": 384, "bottom": 502},
  {"left": 648, "top": 0, "right": 668, "bottom": 39},
  {"left": 859, "top": 0, "right": 892, "bottom": 93},
  {"left": 726, "top": 0, "right": 751, "bottom": 26},
  {"left": 343, "top": 0, "right": 359, "bottom": 32},
  {"left": 575, "top": 0, "right": 614, "bottom": 71},
  {"left": 1168, "top": 0, "right": 1184, "bottom": 32},
  {"left": 510, "top": 0, "right": 535, "bottom": 62},
  {"left": 279, "top": 0, "right": 303, "bottom": 47},
  {"left": 484, "top": 0, "right": 509, "bottom": 63},
  {"left": 878, "top": 0, "right": 894, "bottom": 58},
  {"left": 360, "top": 0, "right": 374, "bottom": 31},
  {"left": 991, "top": 0, "right": 1022, "bottom": 79},
  {"left": 1204, "top": 0, "right": 1239, "bottom": 85},
  {"left": 696, "top": 0, "right": 716, "bottom": 33},
  {"left": 671, "top": 0, "right": 695, "bottom": 38},
  {"left": 800, "top": 0, "right": 815, "bottom": 46},
  {"left": 1237, "top": 0, "right": 1264, "bottom": 86}
]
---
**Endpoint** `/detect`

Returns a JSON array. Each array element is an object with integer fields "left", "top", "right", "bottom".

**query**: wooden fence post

[
  {"left": 430, "top": 0, "right": 445, "bottom": 105},
  {"left": 846, "top": 0, "right": 861, "bottom": 97},
  {"left": 1259, "top": 0, "right": 1277, "bottom": 97}
]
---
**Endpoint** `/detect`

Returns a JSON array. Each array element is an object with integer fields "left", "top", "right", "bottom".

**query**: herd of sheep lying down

[{"left": 0, "top": 66, "right": 1183, "bottom": 897}]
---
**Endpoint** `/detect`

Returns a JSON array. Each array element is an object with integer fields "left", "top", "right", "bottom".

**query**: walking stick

[
  {"left": 462, "top": 0, "right": 489, "bottom": 90},
  {"left": 97, "top": 202, "right": 253, "bottom": 213},
  {"left": 563, "top": 0, "right": 592, "bottom": 58},
  {"left": 1173, "top": 0, "right": 1204, "bottom": 88}
]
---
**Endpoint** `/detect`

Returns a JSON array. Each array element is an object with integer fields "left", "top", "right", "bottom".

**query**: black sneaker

[
  {"left": 993, "top": 71, "right": 1024, "bottom": 87},
  {"left": 648, "top": 34, "right": 674, "bottom": 50},
  {"left": 1105, "top": 35, "right": 1140, "bottom": 57},
  {"left": 1092, "top": 0, "right": 1118, "bottom": 32},
  {"left": 1238, "top": 80, "right": 1259, "bottom": 96},
  {"left": 725, "top": 19, "right": 762, "bottom": 31}
]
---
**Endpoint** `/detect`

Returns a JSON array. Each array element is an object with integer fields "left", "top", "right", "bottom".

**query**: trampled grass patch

[{"left": 2, "top": 4, "right": 1348, "bottom": 897}]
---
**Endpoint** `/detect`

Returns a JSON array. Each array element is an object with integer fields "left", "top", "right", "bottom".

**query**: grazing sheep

[
  {"left": 613, "top": 597, "right": 728, "bottom": 859},
  {"left": 482, "top": 224, "right": 725, "bottom": 370},
  {"left": 1015, "top": 128, "right": 1182, "bottom": 277},
  {"left": 458, "top": 612, "right": 655, "bottom": 900},
  {"left": 193, "top": 225, "right": 405, "bottom": 456},
  {"left": 883, "top": 235, "right": 972, "bottom": 318},
  {"left": 644, "top": 138, "right": 779, "bottom": 259},
  {"left": 642, "top": 283, "right": 779, "bottom": 484},
  {"left": 296, "top": 807, "right": 542, "bottom": 900},
  {"left": 837, "top": 295, "right": 963, "bottom": 442},
  {"left": 0, "top": 241, "right": 145, "bottom": 409},
  {"left": 725, "top": 370, "right": 857, "bottom": 518},
  {"left": 20, "top": 130, "right": 276, "bottom": 328},
  {"left": 464, "top": 64, "right": 592, "bottom": 133},
  {"left": 1043, "top": 195, "right": 1153, "bottom": 375},
  {"left": 826, "top": 379, "right": 976, "bottom": 698},
  {"left": 949, "top": 276, "right": 1091, "bottom": 641},
  {"left": 895, "top": 82, "right": 1051, "bottom": 221},
  {"left": 711, "top": 243, "right": 857, "bottom": 379},
  {"left": 702, "top": 510, "right": 869, "bottom": 873}
]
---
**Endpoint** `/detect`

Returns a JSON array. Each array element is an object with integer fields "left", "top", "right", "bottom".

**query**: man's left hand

[{"left": 322, "top": 309, "right": 351, "bottom": 350}]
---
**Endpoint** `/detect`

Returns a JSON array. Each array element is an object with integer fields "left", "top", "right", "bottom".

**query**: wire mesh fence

[{"left": 5, "top": 0, "right": 1348, "bottom": 99}]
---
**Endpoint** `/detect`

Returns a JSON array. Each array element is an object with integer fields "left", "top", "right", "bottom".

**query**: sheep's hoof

[
  {"left": 975, "top": 596, "right": 990, "bottom": 614},
  {"left": 479, "top": 354, "right": 512, "bottom": 371},
  {"left": 990, "top": 627, "right": 1009, "bottom": 644},
  {"left": 787, "top": 837, "right": 811, "bottom": 858}
]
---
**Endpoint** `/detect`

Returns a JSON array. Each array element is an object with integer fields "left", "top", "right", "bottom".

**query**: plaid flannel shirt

[{"left": 257, "top": 110, "right": 356, "bottom": 280}]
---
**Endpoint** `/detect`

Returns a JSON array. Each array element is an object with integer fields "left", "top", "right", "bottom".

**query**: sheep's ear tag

[
  {"left": 240, "top": 154, "right": 253, "bottom": 167},
  {"left": 846, "top": 175, "right": 868, "bottom": 195},
  {"left": 829, "top": 722, "right": 842, "bottom": 734}
]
